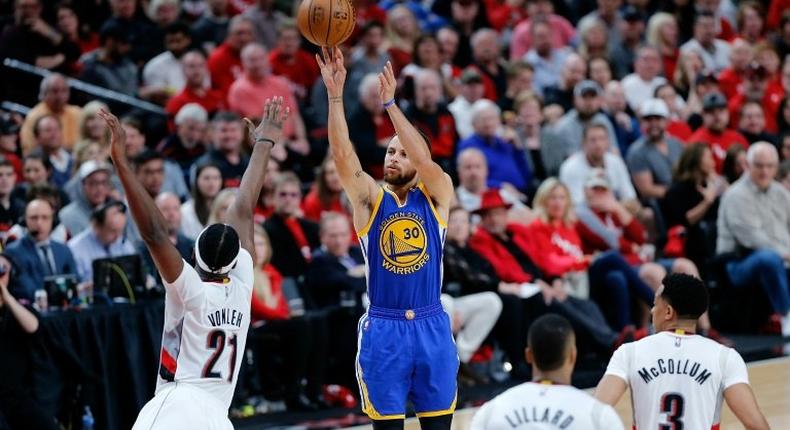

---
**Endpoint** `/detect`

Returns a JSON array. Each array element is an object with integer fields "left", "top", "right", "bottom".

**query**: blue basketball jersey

[{"left": 357, "top": 183, "right": 447, "bottom": 309}]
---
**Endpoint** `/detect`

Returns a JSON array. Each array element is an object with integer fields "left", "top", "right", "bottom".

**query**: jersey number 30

[
  {"left": 202, "top": 329, "right": 238, "bottom": 382},
  {"left": 659, "top": 393, "right": 685, "bottom": 430}
]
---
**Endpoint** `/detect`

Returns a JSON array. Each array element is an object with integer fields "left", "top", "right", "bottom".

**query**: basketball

[{"left": 297, "top": 0, "right": 356, "bottom": 47}]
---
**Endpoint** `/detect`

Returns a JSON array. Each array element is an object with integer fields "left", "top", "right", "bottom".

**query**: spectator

[
  {"left": 103, "top": 0, "right": 159, "bottom": 64},
  {"left": 0, "top": 117, "right": 23, "bottom": 180},
  {"left": 716, "top": 143, "right": 790, "bottom": 336},
  {"left": 347, "top": 22, "right": 390, "bottom": 104},
  {"left": 194, "top": 111, "right": 249, "bottom": 188},
  {"left": 781, "top": 133, "right": 790, "bottom": 161},
  {"left": 672, "top": 49, "right": 705, "bottom": 101},
  {"left": 437, "top": 26, "right": 460, "bottom": 72},
  {"left": 680, "top": 11, "right": 731, "bottom": 74},
  {"left": 527, "top": 179, "right": 654, "bottom": 330},
  {"left": 206, "top": 187, "right": 235, "bottom": 224},
  {"left": 31, "top": 115, "right": 72, "bottom": 187},
  {"left": 717, "top": 39, "right": 753, "bottom": 100},
  {"left": 159, "top": 103, "right": 209, "bottom": 175},
  {"left": 448, "top": 68, "right": 486, "bottom": 139},
  {"left": 469, "top": 28, "right": 506, "bottom": 101},
  {"left": 588, "top": 57, "right": 613, "bottom": 90},
  {"left": 654, "top": 84, "right": 693, "bottom": 140},
  {"left": 4, "top": 198, "right": 76, "bottom": 301},
  {"left": 510, "top": 93, "right": 551, "bottom": 180},
  {"left": 646, "top": 12, "right": 680, "bottom": 80},
  {"left": 123, "top": 119, "right": 189, "bottom": 200},
  {"left": 576, "top": 19, "right": 609, "bottom": 61},
  {"left": 509, "top": 0, "right": 575, "bottom": 61},
  {"left": 58, "top": 160, "right": 113, "bottom": 237},
  {"left": 608, "top": 5, "right": 645, "bottom": 79},
  {"left": 0, "top": 0, "right": 80, "bottom": 72},
  {"left": 20, "top": 74, "right": 81, "bottom": 154},
  {"left": 721, "top": 144, "right": 748, "bottom": 184},
  {"left": 736, "top": 1, "right": 765, "bottom": 44},
  {"left": 268, "top": 23, "right": 320, "bottom": 104},
  {"left": 0, "top": 158, "right": 24, "bottom": 242},
  {"left": 0, "top": 255, "right": 59, "bottom": 430},
  {"left": 498, "top": 61, "right": 534, "bottom": 116},
  {"left": 139, "top": 192, "right": 193, "bottom": 284},
  {"left": 254, "top": 157, "right": 280, "bottom": 222},
  {"left": 621, "top": 46, "right": 667, "bottom": 112},
  {"left": 457, "top": 100, "right": 533, "bottom": 195},
  {"left": 577, "top": 0, "right": 624, "bottom": 50},
  {"left": 301, "top": 158, "right": 351, "bottom": 224},
  {"left": 67, "top": 200, "right": 136, "bottom": 283},
  {"left": 347, "top": 74, "right": 394, "bottom": 179},
  {"left": 384, "top": 5, "right": 419, "bottom": 71},
  {"left": 454, "top": 147, "right": 532, "bottom": 224},
  {"left": 247, "top": 225, "right": 328, "bottom": 411},
  {"left": 141, "top": 21, "right": 194, "bottom": 104},
  {"left": 11, "top": 154, "right": 66, "bottom": 205},
  {"left": 689, "top": 92, "right": 749, "bottom": 173},
  {"left": 55, "top": 3, "right": 99, "bottom": 58},
  {"left": 227, "top": 43, "right": 310, "bottom": 159},
  {"left": 243, "top": 0, "right": 288, "bottom": 50},
  {"left": 542, "top": 53, "right": 587, "bottom": 113},
  {"left": 728, "top": 62, "right": 783, "bottom": 134},
  {"left": 263, "top": 173, "right": 320, "bottom": 278},
  {"left": 559, "top": 123, "right": 636, "bottom": 205},
  {"left": 626, "top": 99, "right": 683, "bottom": 201},
  {"left": 547, "top": 80, "right": 618, "bottom": 161},
  {"left": 191, "top": 0, "right": 229, "bottom": 52},
  {"left": 78, "top": 101, "right": 110, "bottom": 150},
  {"left": 739, "top": 102, "right": 777, "bottom": 146},
  {"left": 780, "top": 160, "right": 790, "bottom": 191},
  {"left": 180, "top": 163, "right": 222, "bottom": 240},
  {"left": 524, "top": 17, "right": 572, "bottom": 97},
  {"left": 602, "top": 80, "right": 640, "bottom": 155},
  {"left": 79, "top": 21, "right": 138, "bottom": 97},
  {"left": 208, "top": 15, "right": 255, "bottom": 97},
  {"left": 661, "top": 143, "right": 726, "bottom": 270},
  {"left": 404, "top": 69, "right": 458, "bottom": 173},
  {"left": 780, "top": 97, "right": 790, "bottom": 136},
  {"left": 439, "top": 207, "right": 502, "bottom": 385},
  {"left": 772, "top": 11, "right": 790, "bottom": 60},
  {"left": 144, "top": 0, "right": 183, "bottom": 52}
]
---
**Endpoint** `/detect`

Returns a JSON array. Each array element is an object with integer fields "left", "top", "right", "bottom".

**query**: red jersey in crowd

[
  {"left": 469, "top": 223, "right": 537, "bottom": 284},
  {"left": 208, "top": 43, "right": 243, "bottom": 98},
  {"left": 717, "top": 67, "right": 743, "bottom": 99},
  {"left": 688, "top": 127, "right": 749, "bottom": 173},
  {"left": 268, "top": 48, "right": 320, "bottom": 101},
  {"left": 165, "top": 87, "right": 226, "bottom": 124},
  {"left": 250, "top": 264, "right": 289, "bottom": 322},
  {"left": 524, "top": 219, "right": 588, "bottom": 279},
  {"left": 727, "top": 82, "right": 784, "bottom": 134},
  {"left": 576, "top": 209, "right": 648, "bottom": 266}
]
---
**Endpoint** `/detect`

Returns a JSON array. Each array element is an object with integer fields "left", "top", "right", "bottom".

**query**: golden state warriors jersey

[{"left": 357, "top": 183, "right": 447, "bottom": 309}]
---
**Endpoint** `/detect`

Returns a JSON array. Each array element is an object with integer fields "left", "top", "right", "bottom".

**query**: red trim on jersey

[
  {"left": 633, "top": 423, "right": 720, "bottom": 429},
  {"left": 160, "top": 348, "right": 177, "bottom": 374}
]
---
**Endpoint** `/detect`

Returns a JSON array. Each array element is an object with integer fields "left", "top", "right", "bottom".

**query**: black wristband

[{"left": 255, "top": 137, "right": 276, "bottom": 146}]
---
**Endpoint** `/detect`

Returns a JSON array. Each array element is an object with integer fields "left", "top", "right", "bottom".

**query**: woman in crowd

[
  {"left": 384, "top": 5, "right": 420, "bottom": 72},
  {"left": 78, "top": 101, "right": 110, "bottom": 153},
  {"left": 722, "top": 144, "right": 748, "bottom": 184},
  {"left": 12, "top": 153, "right": 69, "bottom": 206},
  {"left": 527, "top": 178, "right": 655, "bottom": 330},
  {"left": 577, "top": 19, "right": 608, "bottom": 60},
  {"left": 737, "top": 1, "right": 766, "bottom": 44},
  {"left": 401, "top": 34, "right": 456, "bottom": 100},
  {"left": 301, "top": 157, "right": 349, "bottom": 223},
  {"left": 56, "top": 3, "right": 99, "bottom": 57},
  {"left": 509, "top": 93, "right": 549, "bottom": 182},
  {"left": 248, "top": 226, "right": 328, "bottom": 411},
  {"left": 646, "top": 12, "right": 680, "bottom": 80},
  {"left": 181, "top": 163, "right": 223, "bottom": 239},
  {"left": 588, "top": 57, "right": 613, "bottom": 89}
]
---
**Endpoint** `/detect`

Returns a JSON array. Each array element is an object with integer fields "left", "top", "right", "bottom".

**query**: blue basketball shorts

[{"left": 355, "top": 302, "right": 459, "bottom": 420}]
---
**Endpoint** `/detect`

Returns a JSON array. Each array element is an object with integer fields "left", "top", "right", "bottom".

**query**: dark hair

[
  {"left": 91, "top": 199, "right": 126, "bottom": 224},
  {"left": 694, "top": 10, "right": 716, "bottom": 24},
  {"left": 722, "top": 144, "right": 747, "bottom": 184},
  {"left": 411, "top": 34, "right": 439, "bottom": 68},
  {"left": 779, "top": 159, "right": 790, "bottom": 178},
  {"left": 316, "top": 156, "right": 338, "bottom": 207},
  {"left": 25, "top": 184, "right": 61, "bottom": 209},
  {"left": 0, "top": 156, "right": 14, "bottom": 171},
  {"left": 32, "top": 114, "right": 61, "bottom": 137},
  {"left": 211, "top": 111, "right": 241, "bottom": 125},
  {"left": 193, "top": 163, "right": 223, "bottom": 225},
  {"left": 777, "top": 97, "right": 790, "bottom": 132},
  {"left": 674, "top": 142, "right": 709, "bottom": 183},
  {"left": 528, "top": 314, "right": 574, "bottom": 371},
  {"left": 132, "top": 148, "right": 164, "bottom": 168},
  {"left": 660, "top": 273, "right": 709, "bottom": 320},
  {"left": 165, "top": 20, "right": 192, "bottom": 37},
  {"left": 121, "top": 116, "right": 143, "bottom": 133},
  {"left": 360, "top": 21, "right": 384, "bottom": 36},
  {"left": 582, "top": 122, "right": 609, "bottom": 141},
  {"left": 23, "top": 152, "right": 53, "bottom": 174},
  {"left": 197, "top": 223, "right": 240, "bottom": 273},
  {"left": 739, "top": 100, "right": 763, "bottom": 118},
  {"left": 506, "top": 60, "right": 534, "bottom": 79}
]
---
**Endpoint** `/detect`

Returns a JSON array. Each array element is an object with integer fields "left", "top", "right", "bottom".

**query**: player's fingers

[
  {"left": 282, "top": 106, "right": 291, "bottom": 123},
  {"left": 263, "top": 98, "right": 271, "bottom": 120},
  {"left": 315, "top": 53, "right": 324, "bottom": 68},
  {"left": 242, "top": 118, "right": 255, "bottom": 134},
  {"left": 272, "top": 97, "right": 281, "bottom": 119}
]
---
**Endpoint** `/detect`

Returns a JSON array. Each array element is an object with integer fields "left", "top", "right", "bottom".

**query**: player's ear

[
  {"left": 665, "top": 303, "right": 675, "bottom": 321},
  {"left": 525, "top": 347, "right": 534, "bottom": 365},
  {"left": 567, "top": 342, "right": 577, "bottom": 367}
]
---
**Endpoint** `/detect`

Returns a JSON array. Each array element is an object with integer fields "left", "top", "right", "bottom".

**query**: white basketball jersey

[
  {"left": 156, "top": 249, "right": 254, "bottom": 410},
  {"left": 470, "top": 382, "right": 624, "bottom": 430},
  {"left": 605, "top": 331, "right": 749, "bottom": 430}
]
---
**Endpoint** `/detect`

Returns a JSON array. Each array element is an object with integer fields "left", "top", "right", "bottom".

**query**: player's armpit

[
  {"left": 593, "top": 375, "right": 628, "bottom": 406},
  {"left": 723, "top": 383, "right": 771, "bottom": 430}
]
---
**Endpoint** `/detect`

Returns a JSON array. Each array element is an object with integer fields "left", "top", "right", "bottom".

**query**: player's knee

[{"left": 418, "top": 414, "right": 453, "bottom": 430}]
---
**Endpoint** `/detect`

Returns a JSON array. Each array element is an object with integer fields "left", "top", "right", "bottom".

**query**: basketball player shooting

[
  {"left": 595, "top": 273, "right": 770, "bottom": 430},
  {"left": 98, "top": 98, "right": 289, "bottom": 430},
  {"left": 317, "top": 47, "right": 458, "bottom": 430}
]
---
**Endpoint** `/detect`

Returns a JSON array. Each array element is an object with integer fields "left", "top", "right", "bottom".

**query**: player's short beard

[{"left": 384, "top": 169, "right": 417, "bottom": 186}]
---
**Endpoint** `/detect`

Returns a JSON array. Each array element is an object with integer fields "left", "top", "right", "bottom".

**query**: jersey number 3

[
  {"left": 202, "top": 329, "right": 238, "bottom": 382},
  {"left": 659, "top": 393, "right": 685, "bottom": 430}
]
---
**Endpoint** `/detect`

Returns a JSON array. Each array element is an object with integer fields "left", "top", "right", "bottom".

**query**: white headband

[{"left": 194, "top": 225, "right": 240, "bottom": 275}]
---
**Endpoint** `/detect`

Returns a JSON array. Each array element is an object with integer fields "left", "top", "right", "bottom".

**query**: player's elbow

[{"left": 742, "top": 416, "right": 770, "bottom": 430}]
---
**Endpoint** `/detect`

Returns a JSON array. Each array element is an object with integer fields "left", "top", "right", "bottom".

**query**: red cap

[{"left": 472, "top": 188, "right": 512, "bottom": 214}]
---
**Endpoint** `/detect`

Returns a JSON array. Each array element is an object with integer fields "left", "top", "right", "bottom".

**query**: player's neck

[
  {"left": 385, "top": 178, "right": 419, "bottom": 202},
  {"left": 531, "top": 368, "right": 572, "bottom": 386},
  {"left": 663, "top": 320, "right": 697, "bottom": 335}
]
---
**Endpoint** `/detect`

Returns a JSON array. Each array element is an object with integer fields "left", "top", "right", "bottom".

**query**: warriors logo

[{"left": 378, "top": 212, "right": 430, "bottom": 274}]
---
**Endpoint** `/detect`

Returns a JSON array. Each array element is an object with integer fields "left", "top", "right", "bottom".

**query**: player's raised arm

[
  {"left": 100, "top": 109, "right": 184, "bottom": 283},
  {"left": 316, "top": 47, "right": 379, "bottom": 226},
  {"left": 226, "top": 97, "right": 290, "bottom": 259},
  {"left": 379, "top": 61, "right": 453, "bottom": 211},
  {"left": 724, "top": 383, "right": 771, "bottom": 430}
]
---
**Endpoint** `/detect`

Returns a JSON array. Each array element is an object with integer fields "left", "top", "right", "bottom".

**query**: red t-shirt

[
  {"left": 165, "top": 87, "right": 226, "bottom": 125},
  {"left": 688, "top": 127, "right": 749, "bottom": 173},
  {"left": 268, "top": 49, "right": 321, "bottom": 100},
  {"left": 662, "top": 51, "right": 678, "bottom": 83},
  {"left": 576, "top": 209, "right": 647, "bottom": 266},
  {"left": 717, "top": 67, "right": 742, "bottom": 100},
  {"left": 667, "top": 121, "right": 693, "bottom": 142},
  {"left": 301, "top": 189, "right": 357, "bottom": 243},
  {"left": 250, "top": 265, "right": 289, "bottom": 322},
  {"left": 727, "top": 83, "right": 784, "bottom": 134},
  {"left": 767, "top": 0, "right": 790, "bottom": 30},
  {"left": 208, "top": 43, "right": 243, "bottom": 98},
  {"left": 525, "top": 219, "right": 589, "bottom": 279}
]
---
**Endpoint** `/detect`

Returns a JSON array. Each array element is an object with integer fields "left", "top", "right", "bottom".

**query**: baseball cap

[
  {"left": 460, "top": 68, "right": 483, "bottom": 84},
  {"left": 584, "top": 168, "right": 611, "bottom": 189},
  {"left": 702, "top": 92, "right": 727, "bottom": 111},
  {"left": 574, "top": 80, "right": 602, "bottom": 98},
  {"left": 79, "top": 160, "right": 113, "bottom": 181},
  {"left": 640, "top": 98, "right": 669, "bottom": 118}
]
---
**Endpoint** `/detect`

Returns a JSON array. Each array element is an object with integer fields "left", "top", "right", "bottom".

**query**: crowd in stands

[{"left": 1, "top": 0, "right": 790, "bottom": 420}]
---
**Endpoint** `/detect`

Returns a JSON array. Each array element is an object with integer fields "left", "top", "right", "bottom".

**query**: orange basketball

[{"left": 297, "top": 0, "right": 356, "bottom": 47}]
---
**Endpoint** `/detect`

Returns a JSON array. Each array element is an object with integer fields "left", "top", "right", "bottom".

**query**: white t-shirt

[
  {"left": 471, "top": 382, "right": 623, "bottom": 430},
  {"left": 558, "top": 152, "right": 637, "bottom": 205},
  {"left": 605, "top": 332, "right": 749, "bottom": 430},
  {"left": 156, "top": 249, "right": 254, "bottom": 410}
]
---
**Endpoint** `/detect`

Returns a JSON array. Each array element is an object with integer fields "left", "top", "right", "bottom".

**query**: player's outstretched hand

[
  {"left": 243, "top": 96, "right": 290, "bottom": 147},
  {"left": 378, "top": 61, "right": 396, "bottom": 105},
  {"left": 97, "top": 109, "right": 127, "bottom": 165},
  {"left": 316, "top": 46, "right": 346, "bottom": 98}
]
